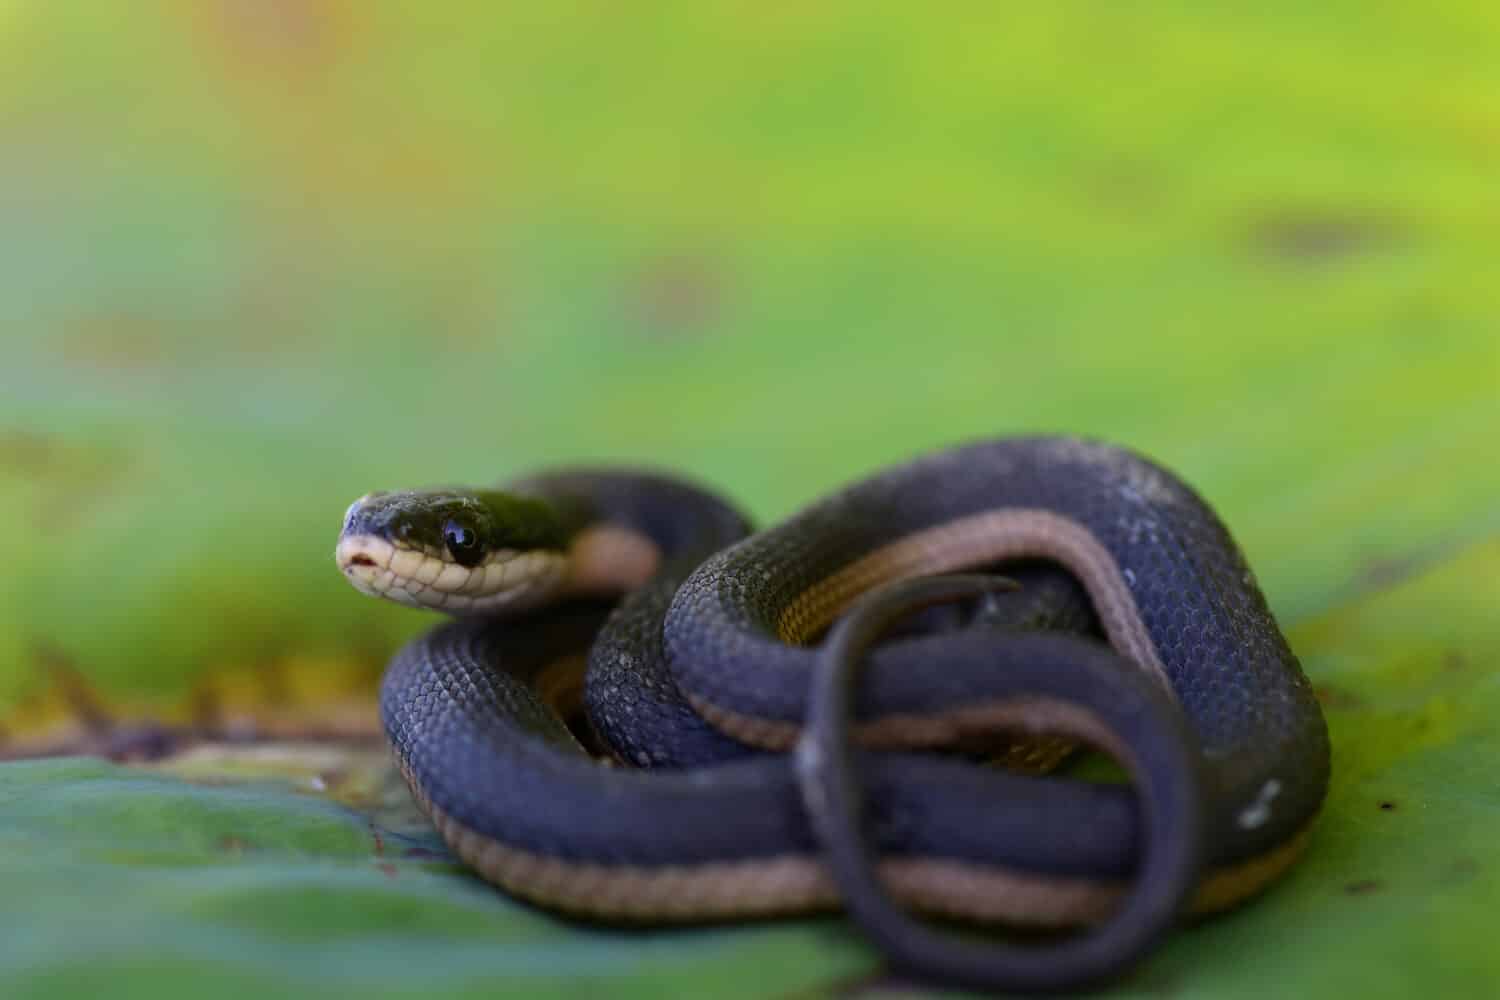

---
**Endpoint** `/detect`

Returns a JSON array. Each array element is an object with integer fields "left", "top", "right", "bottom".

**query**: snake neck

[
  {"left": 564, "top": 525, "right": 664, "bottom": 596},
  {"left": 508, "top": 468, "right": 753, "bottom": 598}
]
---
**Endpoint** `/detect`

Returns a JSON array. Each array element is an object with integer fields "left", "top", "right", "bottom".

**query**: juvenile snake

[{"left": 335, "top": 435, "right": 1329, "bottom": 992}]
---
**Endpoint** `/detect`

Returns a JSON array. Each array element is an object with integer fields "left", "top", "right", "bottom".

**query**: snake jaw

[
  {"left": 336, "top": 532, "right": 570, "bottom": 614},
  {"left": 336, "top": 534, "right": 407, "bottom": 600}
]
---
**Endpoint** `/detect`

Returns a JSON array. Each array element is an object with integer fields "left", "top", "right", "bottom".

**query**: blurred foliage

[{"left": 0, "top": 1, "right": 1496, "bottom": 997}]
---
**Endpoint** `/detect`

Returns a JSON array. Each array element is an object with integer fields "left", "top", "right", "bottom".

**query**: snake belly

[{"left": 378, "top": 437, "right": 1329, "bottom": 957}]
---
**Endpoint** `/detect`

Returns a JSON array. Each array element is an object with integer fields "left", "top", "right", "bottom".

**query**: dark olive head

[
  {"left": 340, "top": 488, "right": 567, "bottom": 565},
  {"left": 337, "top": 487, "right": 574, "bottom": 614}
]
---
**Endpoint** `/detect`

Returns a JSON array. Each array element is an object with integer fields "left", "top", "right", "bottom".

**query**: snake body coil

[{"left": 340, "top": 436, "right": 1330, "bottom": 992}]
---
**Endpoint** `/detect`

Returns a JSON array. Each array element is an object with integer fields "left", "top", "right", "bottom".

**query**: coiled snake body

[{"left": 335, "top": 436, "right": 1329, "bottom": 992}]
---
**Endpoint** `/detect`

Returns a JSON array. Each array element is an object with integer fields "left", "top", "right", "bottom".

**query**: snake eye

[{"left": 443, "top": 518, "right": 485, "bottom": 567}]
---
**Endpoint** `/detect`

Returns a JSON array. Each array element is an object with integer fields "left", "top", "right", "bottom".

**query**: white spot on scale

[
  {"left": 794, "top": 737, "right": 822, "bottom": 781},
  {"left": 1236, "top": 778, "right": 1283, "bottom": 830}
]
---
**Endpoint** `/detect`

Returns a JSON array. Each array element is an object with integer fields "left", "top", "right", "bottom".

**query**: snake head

[{"left": 335, "top": 488, "right": 571, "bottom": 614}]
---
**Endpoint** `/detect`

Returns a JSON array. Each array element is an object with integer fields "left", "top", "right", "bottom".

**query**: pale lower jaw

[{"left": 335, "top": 534, "right": 571, "bottom": 614}]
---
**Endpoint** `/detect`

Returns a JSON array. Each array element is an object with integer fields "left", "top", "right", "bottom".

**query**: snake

[{"left": 334, "top": 435, "right": 1329, "bottom": 993}]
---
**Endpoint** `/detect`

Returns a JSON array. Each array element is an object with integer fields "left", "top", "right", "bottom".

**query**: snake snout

[{"left": 334, "top": 535, "right": 394, "bottom": 577}]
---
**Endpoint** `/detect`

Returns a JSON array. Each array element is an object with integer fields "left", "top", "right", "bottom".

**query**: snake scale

[{"left": 335, "top": 435, "right": 1330, "bottom": 992}]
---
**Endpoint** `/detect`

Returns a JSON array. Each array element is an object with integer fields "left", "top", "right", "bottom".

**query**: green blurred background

[{"left": 1, "top": 3, "right": 1497, "bottom": 997}]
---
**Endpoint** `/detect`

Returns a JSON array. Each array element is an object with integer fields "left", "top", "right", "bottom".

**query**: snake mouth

[
  {"left": 336, "top": 534, "right": 414, "bottom": 604},
  {"left": 335, "top": 532, "right": 570, "bottom": 614}
]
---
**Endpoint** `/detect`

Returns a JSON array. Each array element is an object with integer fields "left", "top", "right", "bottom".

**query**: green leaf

[{"left": 0, "top": 756, "right": 873, "bottom": 1000}]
